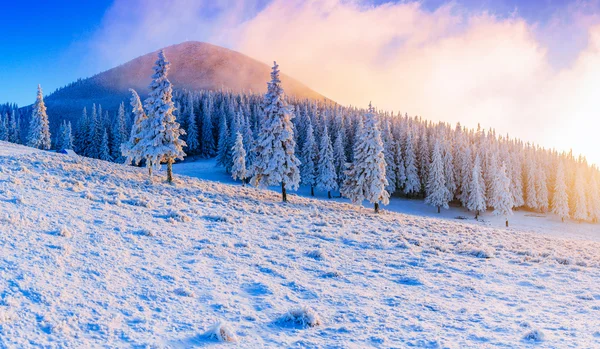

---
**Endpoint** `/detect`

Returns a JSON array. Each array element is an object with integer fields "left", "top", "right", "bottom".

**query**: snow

[{"left": 2, "top": 141, "right": 600, "bottom": 348}]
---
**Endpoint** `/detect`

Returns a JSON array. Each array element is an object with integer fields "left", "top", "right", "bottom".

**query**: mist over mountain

[{"left": 42, "top": 41, "right": 325, "bottom": 127}]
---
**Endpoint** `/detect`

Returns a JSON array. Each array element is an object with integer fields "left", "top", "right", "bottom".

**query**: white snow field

[{"left": 1, "top": 141, "right": 600, "bottom": 348}]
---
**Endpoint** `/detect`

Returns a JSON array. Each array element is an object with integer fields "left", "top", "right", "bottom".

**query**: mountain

[
  {"left": 1, "top": 140, "right": 599, "bottom": 347},
  {"left": 42, "top": 41, "right": 326, "bottom": 127}
]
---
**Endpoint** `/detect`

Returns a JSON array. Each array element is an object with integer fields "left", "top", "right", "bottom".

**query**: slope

[{"left": 1, "top": 141, "right": 599, "bottom": 348}]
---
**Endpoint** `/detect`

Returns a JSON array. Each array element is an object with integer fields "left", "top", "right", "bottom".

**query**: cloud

[{"left": 88, "top": 0, "right": 600, "bottom": 164}]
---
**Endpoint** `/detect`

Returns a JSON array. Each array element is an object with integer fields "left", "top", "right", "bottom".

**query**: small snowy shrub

[
  {"left": 205, "top": 321, "right": 237, "bottom": 342},
  {"left": 174, "top": 288, "right": 195, "bottom": 297},
  {"left": 523, "top": 329, "right": 545, "bottom": 342},
  {"left": 306, "top": 249, "right": 326, "bottom": 260},
  {"left": 0, "top": 307, "right": 16, "bottom": 323},
  {"left": 83, "top": 191, "right": 96, "bottom": 201},
  {"left": 461, "top": 244, "right": 494, "bottom": 259},
  {"left": 279, "top": 306, "right": 322, "bottom": 328},
  {"left": 58, "top": 226, "right": 72, "bottom": 238},
  {"left": 167, "top": 210, "right": 191, "bottom": 223},
  {"left": 137, "top": 229, "right": 156, "bottom": 237}
]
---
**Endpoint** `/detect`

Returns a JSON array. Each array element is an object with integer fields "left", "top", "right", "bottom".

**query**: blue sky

[{"left": 0, "top": 0, "right": 597, "bottom": 106}]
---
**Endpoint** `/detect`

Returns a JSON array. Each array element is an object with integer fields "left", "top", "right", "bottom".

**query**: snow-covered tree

[
  {"left": 467, "top": 154, "right": 486, "bottom": 219},
  {"left": 250, "top": 62, "right": 300, "bottom": 202},
  {"left": 425, "top": 140, "right": 450, "bottom": 213},
  {"left": 216, "top": 114, "right": 231, "bottom": 172},
  {"left": 0, "top": 113, "right": 8, "bottom": 141},
  {"left": 231, "top": 131, "right": 247, "bottom": 184},
  {"left": 442, "top": 138, "right": 456, "bottom": 202},
  {"left": 492, "top": 162, "right": 514, "bottom": 226},
  {"left": 341, "top": 103, "right": 389, "bottom": 213},
  {"left": 333, "top": 126, "right": 347, "bottom": 190},
  {"left": 121, "top": 89, "right": 148, "bottom": 168},
  {"left": 111, "top": 102, "right": 127, "bottom": 162},
  {"left": 403, "top": 127, "right": 420, "bottom": 196},
  {"left": 27, "top": 85, "right": 51, "bottom": 150},
  {"left": 552, "top": 161, "right": 569, "bottom": 222},
  {"left": 300, "top": 120, "right": 317, "bottom": 196},
  {"left": 200, "top": 94, "right": 215, "bottom": 157},
  {"left": 573, "top": 167, "right": 588, "bottom": 222},
  {"left": 316, "top": 124, "right": 337, "bottom": 198},
  {"left": 186, "top": 93, "right": 199, "bottom": 153},
  {"left": 99, "top": 128, "right": 113, "bottom": 162},
  {"left": 139, "top": 50, "right": 187, "bottom": 182}
]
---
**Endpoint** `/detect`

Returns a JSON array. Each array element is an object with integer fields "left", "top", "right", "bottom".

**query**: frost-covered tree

[
  {"left": 382, "top": 119, "right": 397, "bottom": 193},
  {"left": 467, "top": 154, "right": 486, "bottom": 219},
  {"left": 0, "top": 113, "right": 8, "bottom": 141},
  {"left": 27, "top": 85, "right": 51, "bottom": 150},
  {"left": 186, "top": 93, "right": 199, "bottom": 153},
  {"left": 536, "top": 162, "right": 549, "bottom": 213},
  {"left": 316, "top": 124, "right": 337, "bottom": 198},
  {"left": 139, "top": 50, "right": 187, "bottom": 183},
  {"left": 250, "top": 62, "right": 300, "bottom": 202},
  {"left": 111, "top": 102, "right": 127, "bottom": 162},
  {"left": 442, "top": 139, "right": 456, "bottom": 202},
  {"left": 552, "top": 161, "right": 569, "bottom": 222},
  {"left": 201, "top": 94, "right": 215, "bottom": 157},
  {"left": 493, "top": 162, "right": 514, "bottom": 227},
  {"left": 99, "top": 128, "right": 113, "bottom": 162},
  {"left": 333, "top": 126, "right": 347, "bottom": 190},
  {"left": 403, "top": 127, "right": 420, "bottom": 196},
  {"left": 425, "top": 140, "right": 450, "bottom": 213},
  {"left": 216, "top": 114, "right": 231, "bottom": 172},
  {"left": 341, "top": 103, "right": 389, "bottom": 213},
  {"left": 231, "top": 132, "right": 247, "bottom": 184},
  {"left": 57, "top": 120, "right": 73, "bottom": 150},
  {"left": 121, "top": 89, "right": 148, "bottom": 168},
  {"left": 300, "top": 120, "right": 317, "bottom": 196},
  {"left": 9, "top": 110, "right": 20, "bottom": 144},
  {"left": 573, "top": 167, "right": 588, "bottom": 222}
]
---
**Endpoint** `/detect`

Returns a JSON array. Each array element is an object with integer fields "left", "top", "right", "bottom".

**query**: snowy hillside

[{"left": 2, "top": 141, "right": 600, "bottom": 348}]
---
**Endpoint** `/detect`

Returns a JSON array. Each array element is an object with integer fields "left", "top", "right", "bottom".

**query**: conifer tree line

[{"left": 4, "top": 55, "right": 599, "bottom": 223}]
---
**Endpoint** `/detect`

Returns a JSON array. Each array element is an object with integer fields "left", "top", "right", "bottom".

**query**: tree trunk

[
  {"left": 505, "top": 219, "right": 509, "bottom": 227},
  {"left": 148, "top": 163, "right": 152, "bottom": 178},
  {"left": 475, "top": 211, "right": 479, "bottom": 220},
  {"left": 561, "top": 217, "right": 564, "bottom": 223},
  {"left": 437, "top": 206, "right": 441, "bottom": 214},
  {"left": 167, "top": 159, "right": 173, "bottom": 183},
  {"left": 310, "top": 186, "right": 314, "bottom": 197},
  {"left": 374, "top": 202, "right": 380, "bottom": 213},
  {"left": 328, "top": 191, "right": 332, "bottom": 199},
  {"left": 282, "top": 182, "right": 287, "bottom": 202}
]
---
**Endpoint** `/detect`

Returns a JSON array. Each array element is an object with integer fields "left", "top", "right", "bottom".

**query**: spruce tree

[
  {"left": 111, "top": 102, "right": 127, "bottom": 162},
  {"left": 425, "top": 140, "right": 450, "bottom": 213},
  {"left": 341, "top": 103, "right": 389, "bottom": 213},
  {"left": 201, "top": 93, "right": 215, "bottom": 157},
  {"left": 403, "top": 127, "right": 420, "bottom": 196},
  {"left": 467, "top": 154, "right": 487, "bottom": 219},
  {"left": 27, "top": 85, "right": 51, "bottom": 150},
  {"left": 186, "top": 93, "right": 199, "bottom": 154},
  {"left": 300, "top": 120, "right": 317, "bottom": 196},
  {"left": 231, "top": 132, "right": 247, "bottom": 184},
  {"left": 573, "top": 167, "right": 588, "bottom": 222},
  {"left": 122, "top": 89, "right": 148, "bottom": 168},
  {"left": 63, "top": 121, "right": 74, "bottom": 150},
  {"left": 99, "top": 128, "right": 113, "bottom": 162},
  {"left": 552, "top": 161, "right": 569, "bottom": 222},
  {"left": 139, "top": 50, "right": 187, "bottom": 182},
  {"left": 250, "top": 62, "right": 300, "bottom": 202},
  {"left": 333, "top": 126, "right": 347, "bottom": 190},
  {"left": 216, "top": 114, "right": 231, "bottom": 172},
  {"left": 493, "top": 162, "right": 514, "bottom": 227},
  {"left": 316, "top": 123, "right": 337, "bottom": 198},
  {"left": 0, "top": 113, "right": 7, "bottom": 141}
]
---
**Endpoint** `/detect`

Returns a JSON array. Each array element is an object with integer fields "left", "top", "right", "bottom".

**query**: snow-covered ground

[{"left": 2, "top": 141, "right": 600, "bottom": 348}]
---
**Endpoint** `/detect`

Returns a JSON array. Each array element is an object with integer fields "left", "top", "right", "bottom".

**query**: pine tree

[
  {"left": 0, "top": 113, "right": 7, "bottom": 141},
  {"left": 63, "top": 121, "right": 74, "bottom": 150},
  {"left": 382, "top": 119, "right": 397, "bottom": 194},
  {"left": 186, "top": 93, "right": 199, "bottom": 153},
  {"left": 442, "top": 138, "right": 456, "bottom": 202},
  {"left": 121, "top": 89, "right": 148, "bottom": 167},
  {"left": 250, "top": 62, "right": 300, "bottom": 202},
  {"left": 99, "top": 128, "right": 113, "bottom": 162},
  {"left": 552, "top": 161, "right": 569, "bottom": 222},
  {"left": 111, "top": 102, "right": 127, "bottom": 162},
  {"left": 333, "top": 126, "right": 347, "bottom": 190},
  {"left": 403, "top": 127, "right": 420, "bottom": 196},
  {"left": 201, "top": 93, "right": 215, "bottom": 157},
  {"left": 216, "top": 113, "right": 231, "bottom": 172},
  {"left": 316, "top": 123, "right": 337, "bottom": 198},
  {"left": 138, "top": 50, "right": 187, "bottom": 182},
  {"left": 525, "top": 152, "right": 539, "bottom": 210},
  {"left": 493, "top": 162, "right": 514, "bottom": 227},
  {"left": 231, "top": 132, "right": 247, "bottom": 184},
  {"left": 341, "top": 103, "right": 389, "bottom": 213},
  {"left": 573, "top": 167, "right": 588, "bottom": 222},
  {"left": 536, "top": 162, "right": 549, "bottom": 213},
  {"left": 9, "top": 110, "right": 20, "bottom": 144},
  {"left": 27, "top": 85, "right": 51, "bottom": 150},
  {"left": 300, "top": 120, "right": 317, "bottom": 195},
  {"left": 467, "top": 154, "right": 487, "bottom": 219},
  {"left": 425, "top": 140, "right": 450, "bottom": 213}
]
